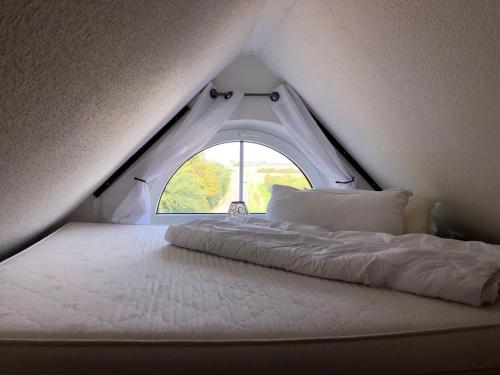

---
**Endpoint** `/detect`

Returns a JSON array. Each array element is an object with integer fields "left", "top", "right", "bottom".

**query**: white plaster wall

[
  {"left": 0, "top": 0, "right": 265, "bottom": 257},
  {"left": 260, "top": 0, "right": 500, "bottom": 243}
]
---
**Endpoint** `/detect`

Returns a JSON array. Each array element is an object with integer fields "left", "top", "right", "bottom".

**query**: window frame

[{"left": 149, "top": 121, "right": 329, "bottom": 224}]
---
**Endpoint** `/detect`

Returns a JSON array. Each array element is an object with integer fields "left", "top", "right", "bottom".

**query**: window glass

[
  {"left": 243, "top": 143, "right": 310, "bottom": 213},
  {"left": 157, "top": 142, "right": 239, "bottom": 213},
  {"left": 157, "top": 141, "right": 311, "bottom": 214}
]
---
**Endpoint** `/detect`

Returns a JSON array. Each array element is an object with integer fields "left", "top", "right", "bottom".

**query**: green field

[{"left": 247, "top": 183, "right": 271, "bottom": 213}]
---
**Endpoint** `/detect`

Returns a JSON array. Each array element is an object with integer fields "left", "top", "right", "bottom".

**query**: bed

[{"left": 1, "top": 222, "right": 499, "bottom": 374}]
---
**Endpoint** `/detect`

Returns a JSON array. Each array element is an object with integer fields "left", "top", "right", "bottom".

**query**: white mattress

[{"left": 1, "top": 222, "right": 499, "bottom": 342}]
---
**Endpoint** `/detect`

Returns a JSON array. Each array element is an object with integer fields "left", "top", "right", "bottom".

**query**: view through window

[{"left": 157, "top": 142, "right": 311, "bottom": 214}]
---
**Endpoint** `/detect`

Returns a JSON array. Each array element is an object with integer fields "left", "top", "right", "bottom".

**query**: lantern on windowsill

[{"left": 227, "top": 201, "right": 249, "bottom": 216}]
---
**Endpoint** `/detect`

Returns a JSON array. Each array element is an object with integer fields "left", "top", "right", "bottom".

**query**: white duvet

[{"left": 166, "top": 217, "right": 500, "bottom": 306}]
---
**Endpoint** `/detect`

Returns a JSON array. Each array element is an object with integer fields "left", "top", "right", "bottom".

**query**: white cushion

[
  {"left": 403, "top": 194, "right": 437, "bottom": 234},
  {"left": 315, "top": 188, "right": 436, "bottom": 234},
  {"left": 267, "top": 185, "right": 410, "bottom": 235}
]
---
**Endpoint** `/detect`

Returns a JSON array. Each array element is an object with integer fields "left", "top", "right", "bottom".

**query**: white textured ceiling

[
  {"left": 1, "top": 0, "right": 499, "bottom": 258},
  {"left": 260, "top": 0, "right": 500, "bottom": 243},
  {"left": 0, "top": 0, "right": 264, "bottom": 257}
]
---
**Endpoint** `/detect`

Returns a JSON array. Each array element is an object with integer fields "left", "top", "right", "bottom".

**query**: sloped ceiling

[
  {"left": 1, "top": 0, "right": 499, "bottom": 258},
  {"left": 0, "top": 0, "right": 264, "bottom": 257},
  {"left": 260, "top": 0, "right": 500, "bottom": 243}
]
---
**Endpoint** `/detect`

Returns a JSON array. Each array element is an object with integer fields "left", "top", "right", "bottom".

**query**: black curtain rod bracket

[{"left": 210, "top": 89, "right": 233, "bottom": 100}]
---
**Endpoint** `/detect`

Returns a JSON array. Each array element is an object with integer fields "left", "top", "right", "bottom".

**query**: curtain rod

[{"left": 210, "top": 89, "right": 280, "bottom": 102}]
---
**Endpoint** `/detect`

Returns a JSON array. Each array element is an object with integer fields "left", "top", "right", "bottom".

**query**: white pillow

[
  {"left": 315, "top": 188, "right": 436, "bottom": 234},
  {"left": 267, "top": 185, "right": 410, "bottom": 235}
]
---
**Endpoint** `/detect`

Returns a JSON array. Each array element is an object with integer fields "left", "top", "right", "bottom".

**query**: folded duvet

[{"left": 165, "top": 217, "right": 500, "bottom": 306}]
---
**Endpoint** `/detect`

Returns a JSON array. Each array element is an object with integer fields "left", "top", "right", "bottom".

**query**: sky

[{"left": 203, "top": 141, "right": 293, "bottom": 165}]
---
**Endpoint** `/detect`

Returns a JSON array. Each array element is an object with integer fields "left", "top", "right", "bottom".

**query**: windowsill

[{"left": 151, "top": 213, "right": 267, "bottom": 225}]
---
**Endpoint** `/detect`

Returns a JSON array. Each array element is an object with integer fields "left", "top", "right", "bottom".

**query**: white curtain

[
  {"left": 97, "top": 83, "right": 243, "bottom": 224},
  {"left": 271, "top": 84, "right": 356, "bottom": 189}
]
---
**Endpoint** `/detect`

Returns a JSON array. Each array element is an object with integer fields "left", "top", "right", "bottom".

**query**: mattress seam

[{"left": 1, "top": 323, "right": 500, "bottom": 344}]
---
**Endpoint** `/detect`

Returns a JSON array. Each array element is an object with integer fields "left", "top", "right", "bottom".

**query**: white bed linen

[
  {"left": 1, "top": 222, "right": 500, "bottom": 342},
  {"left": 166, "top": 217, "right": 500, "bottom": 306}
]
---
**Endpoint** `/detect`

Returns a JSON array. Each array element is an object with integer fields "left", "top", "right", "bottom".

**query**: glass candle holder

[{"left": 227, "top": 201, "right": 249, "bottom": 216}]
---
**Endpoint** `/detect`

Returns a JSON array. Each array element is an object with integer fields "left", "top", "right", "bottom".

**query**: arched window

[{"left": 157, "top": 141, "right": 311, "bottom": 214}]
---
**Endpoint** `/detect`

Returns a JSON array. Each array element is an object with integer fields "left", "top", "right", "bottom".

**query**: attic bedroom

[{"left": 1, "top": 0, "right": 499, "bottom": 374}]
